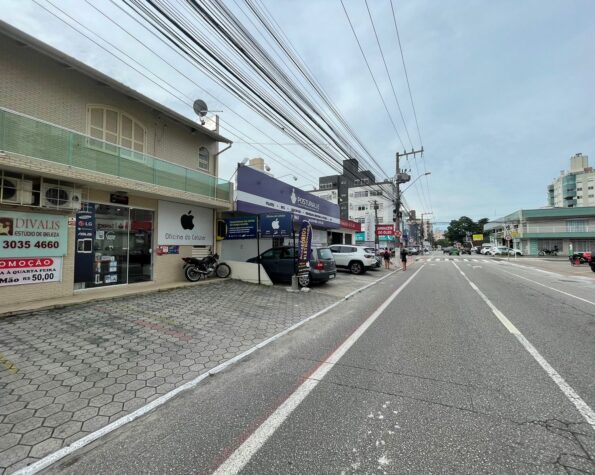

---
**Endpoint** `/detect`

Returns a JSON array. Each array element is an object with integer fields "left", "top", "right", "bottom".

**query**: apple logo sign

[
  {"left": 180, "top": 210, "right": 195, "bottom": 230},
  {"left": 271, "top": 218, "right": 280, "bottom": 231},
  {"left": 290, "top": 188, "right": 297, "bottom": 205}
]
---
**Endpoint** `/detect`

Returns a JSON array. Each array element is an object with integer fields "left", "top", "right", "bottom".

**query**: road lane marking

[
  {"left": 452, "top": 261, "right": 595, "bottom": 430},
  {"left": 492, "top": 267, "right": 595, "bottom": 307},
  {"left": 14, "top": 268, "right": 405, "bottom": 475},
  {"left": 213, "top": 265, "right": 426, "bottom": 475}
]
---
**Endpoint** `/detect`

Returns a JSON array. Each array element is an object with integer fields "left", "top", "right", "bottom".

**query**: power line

[{"left": 340, "top": 0, "right": 406, "bottom": 151}]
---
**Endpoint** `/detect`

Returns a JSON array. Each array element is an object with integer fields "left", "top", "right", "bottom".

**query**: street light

[
  {"left": 277, "top": 174, "right": 298, "bottom": 182},
  {"left": 400, "top": 171, "right": 431, "bottom": 194},
  {"left": 227, "top": 157, "right": 250, "bottom": 181}
]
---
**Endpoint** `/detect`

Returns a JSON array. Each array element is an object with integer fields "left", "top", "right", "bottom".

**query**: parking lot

[{"left": 0, "top": 261, "right": 401, "bottom": 474}]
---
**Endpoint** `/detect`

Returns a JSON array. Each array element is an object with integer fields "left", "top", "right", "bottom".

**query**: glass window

[
  {"left": 87, "top": 106, "right": 146, "bottom": 155},
  {"left": 199, "top": 147, "right": 210, "bottom": 171},
  {"left": 261, "top": 249, "right": 282, "bottom": 259},
  {"left": 318, "top": 248, "right": 333, "bottom": 259},
  {"left": 566, "top": 219, "right": 587, "bottom": 232}
]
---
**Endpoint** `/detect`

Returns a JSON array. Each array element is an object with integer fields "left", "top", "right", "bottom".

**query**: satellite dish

[{"left": 193, "top": 99, "right": 208, "bottom": 117}]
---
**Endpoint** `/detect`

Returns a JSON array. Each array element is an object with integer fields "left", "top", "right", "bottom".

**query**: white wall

[{"left": 220, "top": 238, "right": 273, "bottom": 262}]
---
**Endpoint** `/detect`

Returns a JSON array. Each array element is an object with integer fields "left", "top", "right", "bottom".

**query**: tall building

[
  {"left": 548, "top": 153, "right": 595, "bottom": 207},
  {"left": 317, "top": 159, "right": 376, "bottom": 219}
]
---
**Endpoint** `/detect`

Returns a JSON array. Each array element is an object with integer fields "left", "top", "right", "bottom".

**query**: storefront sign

[
  {"left": 355, "top": 231, "right": 366, "bottom": 241},
  {"left": 259, "top": 212, "right": 292, "bottom": 237},
  {"left": 225, "top": 217, "right": 257, "bottom": 240},
  {"left": 157, "top": 201, "right": 213, "bottom": 246},
  {"left": 472, "top": 234, "right": 484, "bottom": 241},
  {"left": 340, "top": 219, "right": 362, "bottom": 231},
  {"left": 74, "top": 205, "right": 96, "bottom": 284},
  {"left": 379, "top": 235, "right": 395, "bottom": 241},
  {"left": 236, "top": 166, "right": 340, "bottom": 229},
  {"left": 376, "top": 224, "right": 395, "bottom": 237},
  {"left": 0, "top": 210, "right": 68, "bottom": 257},
  {"left": 0, "top": 257, "right": 63, "bottom": 287},
  {"left": 297, "top": 221, "right": 312, "bottom": 279}
]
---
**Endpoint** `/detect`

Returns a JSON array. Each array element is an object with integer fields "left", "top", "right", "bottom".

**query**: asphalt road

[{"left": 43, "top": 254, "right": 595, "bottom": 474}]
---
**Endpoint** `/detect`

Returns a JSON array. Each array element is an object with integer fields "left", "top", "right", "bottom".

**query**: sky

[{"left": 1, "top": 0, "right": 594, "bottom": 226}]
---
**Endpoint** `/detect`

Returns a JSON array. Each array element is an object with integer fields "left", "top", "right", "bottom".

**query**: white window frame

[
  {"left": 198, "top": 146, "right": 210, "bottom": 171},
  {"left": 86, "top": 105, "right": 147, "bottom": 161}
]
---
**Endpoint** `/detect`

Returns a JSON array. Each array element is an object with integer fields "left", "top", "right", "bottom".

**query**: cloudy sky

[{"left": 2, "top": 0, "right": 594, "bottom": 225}]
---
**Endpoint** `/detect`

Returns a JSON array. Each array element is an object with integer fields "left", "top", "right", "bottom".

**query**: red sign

[
  {"left": 340, "top": 219, "right": 362, "bottom": 231},
  {"left": 376, "top": 224, "right": 395, "bottom": 237},
  {"left": 0, "top": 258, "right": 55, "bottom": 269},
  {"left": 394, "top": 230, "right": 402, "bottom": 237}
]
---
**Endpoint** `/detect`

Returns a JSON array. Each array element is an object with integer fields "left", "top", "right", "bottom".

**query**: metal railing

[{"left": 0, "top": 108, "right": 231, "bottom": 202}]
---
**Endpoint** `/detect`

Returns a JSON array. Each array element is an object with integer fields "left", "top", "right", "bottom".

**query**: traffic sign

[
  {"left": 504, "top": 234, "right": 512, "bottom": 241},
  {"left": 394, "top": 230, "right": 402, "bottom": 237}
]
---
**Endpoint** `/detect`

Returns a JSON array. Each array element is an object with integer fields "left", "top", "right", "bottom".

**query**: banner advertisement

[
  {"left": 224, "top": 217, "right": 257, "bottom": 240},
  {"left": 297, "top": 221, "right": 312, "bottom": 279},
  {"left": 260, "top": 212, "right": 293, "bottom": 237},
  {"left": 74, "top": 205, "right": 95, "bottom": 283},
  {"left": 376, "top": 224, "right": 395, "bottom": 237},
  {"left": 157, "top": 200, "right": 213, "bottom": 246},
  {"left": 340, "top": 218, "right": 362, "bottom": 231},
  {"left": 0, "top": 257, "right": 63, "bottom": 287},
  {"left": 472, "top": 234, "right": 484, "bottom": 241},
  {"left": 0, "top": 210, "right": 68, "bottom": 257},
  {"left": 236, "top": 166, "right": 340, "bottom": 229},
  {"left": 355, "top": 231, "right": 366, "bottom": 241}
]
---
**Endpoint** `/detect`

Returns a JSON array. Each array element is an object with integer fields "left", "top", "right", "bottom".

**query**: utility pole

[
  {"left": 394, "top": 148, "right": 424, "bottom": 246},
  {"left": 372, "top": 200, "right": 379, "bottom": 251}
]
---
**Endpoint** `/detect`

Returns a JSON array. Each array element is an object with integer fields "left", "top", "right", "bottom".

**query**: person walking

[
  {"left": 383, "top": 247, "right": 391, "bottom": 269},
  {"left": 400, "top": 244, "right": 408, "bottom": 271}
]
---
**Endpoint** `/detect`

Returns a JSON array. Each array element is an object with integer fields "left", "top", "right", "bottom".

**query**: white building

[{"left": 548, "top": 153, "right": 595, "bottom": 208}]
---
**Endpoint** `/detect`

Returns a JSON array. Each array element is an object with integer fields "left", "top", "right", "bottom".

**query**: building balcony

[
  {"left": 0, "top": 107, "right": 232, "bottom": 205},
  {"left": 493, "top": 224, "right": 595, "bottom": 239}
]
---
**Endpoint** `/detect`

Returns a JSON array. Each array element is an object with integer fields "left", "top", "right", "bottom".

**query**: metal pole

[
  {"left": 373, "top": 200, "right": 379, "bottom": 251},
  {"left": 256, "top": 215, "right": 261, "bottom": 285},
  {"left": 395, "top": 152, "right": 401, "bottom": 247}
]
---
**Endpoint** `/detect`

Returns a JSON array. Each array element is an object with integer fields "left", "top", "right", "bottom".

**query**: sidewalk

[{"left": 0, "top": 279, "right": 342, "bottom": 474}]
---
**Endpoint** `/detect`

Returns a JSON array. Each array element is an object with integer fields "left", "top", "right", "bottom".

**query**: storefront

[
  {"left": 74, "top": 203, "right": 154, "bottom": 289},
  {"left": 330, "top": 218, "right": 361, "bottom": 245}
]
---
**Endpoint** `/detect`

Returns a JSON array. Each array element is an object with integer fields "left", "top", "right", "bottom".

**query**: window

[
  {"left": 320, "top": 183, "right": 333, "bottom": 190},
  {"left": 566, "top": 219, "right": 587, "bottom": 232},
  {"left": 87, "top": 106, "right": 146, "bottom": 157},
  {"left": 353, "top": 191, "right": 368, "bottom": 198},
  {"left": 357, "top": 205, "right": 367, "bottom": 211},
  {"left": 577, "top": 187, "right": 583, "bottom": 191},
  {"left": 377, "top": 217, "right": 384, "bottom": 223},
  {"left": 370, "top": 190, "right": 383, "bottom": 196},
  {"left": 198, "top": 147, "right": 210, "bottom": 171},
  {"left": 589, "top": 194, "right": 594, "bottom": 198}
]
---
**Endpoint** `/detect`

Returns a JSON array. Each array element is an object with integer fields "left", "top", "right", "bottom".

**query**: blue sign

[
  {"left": 225, "top": 216, "right": 257, "bottom": 240},
  {"left": 74, "top": 204, "right": 95, "bottom": 283},
  {"left": 259, "top": 212, "right": 292, "bottom": 237},
  {"left": 236, "top": 166, "right": 340, "bottom": 229}
]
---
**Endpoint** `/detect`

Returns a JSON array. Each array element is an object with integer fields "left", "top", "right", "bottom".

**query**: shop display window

[{"left": 74, "top": 203, "right": 153, "bottom": 288}]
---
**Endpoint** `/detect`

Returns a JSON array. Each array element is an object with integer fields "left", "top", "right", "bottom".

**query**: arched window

[
  {"left": 198, "top": 147, "right": 210, "bottom": 171},
  {"left": 87, "top": 106, "right": 146, "bottom": 155}
]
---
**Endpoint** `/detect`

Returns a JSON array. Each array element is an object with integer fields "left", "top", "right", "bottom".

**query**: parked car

[
  {"left": 365, "top": 247, "right": 382, "bottom": 268},
  {"left": 407, "top": 247, "right": 420, "bottom": 255},
  {"left": 487, "top": 246, "right": 510, "bottom": 256},
  {"left": 508, "top": 248, "right": 523, "bottom": 256},
  {"left": 442, "top": 246, "right": 452, "bottom": 254},
  {"left": 328, "top": 245, "right": 377, "bottom": 274},
  {"left": 480, "top": 244, "right": 495, "bottom": 254},
  {"left": 247, "top": 246, "right": 336, "bottom": 286},
  {"left": 460, "top": 247, "right": 471, "bottom": 255}
]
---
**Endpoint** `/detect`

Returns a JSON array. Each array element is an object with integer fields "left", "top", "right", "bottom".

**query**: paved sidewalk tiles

[{"left": 0, "top": 280, "right": 338, "bottom": 474}]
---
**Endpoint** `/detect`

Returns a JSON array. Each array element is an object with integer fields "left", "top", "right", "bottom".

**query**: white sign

[
  {"left": 0, "top": 257, "right": 63, "bottom": 287},
  {"left": 157, "top": 200, "right": 213, "bottom": 246}
]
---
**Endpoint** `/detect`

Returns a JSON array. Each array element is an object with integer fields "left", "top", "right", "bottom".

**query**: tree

[{"left": 444, "top": 216, "right": 489, "bottom": 244}]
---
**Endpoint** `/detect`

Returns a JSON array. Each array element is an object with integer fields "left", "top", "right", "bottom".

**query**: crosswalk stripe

[{"left": 464, "top": 258, "right": 469, "bottom": 262}]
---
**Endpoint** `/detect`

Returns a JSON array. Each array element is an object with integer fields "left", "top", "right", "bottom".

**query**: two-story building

[
  {"left": 0, "top": 22, "right": 233, "bottom": 309},
  {"left": 484, "top": 207, "right": 595, "bottom": 255}
]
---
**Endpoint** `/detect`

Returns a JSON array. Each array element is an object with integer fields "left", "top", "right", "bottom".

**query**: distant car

[
  {"left": 488, "top": 246, "right": 509, "bottom": 256},
  {"left": 247, "top": 246, "right": 336, "bottom": 286},
  {"left": 508, "top": 248, "right": 523, "bottom": 256},
  {"left": 442, "top": 246, "right": 452, "bottom": 254},
  {"left": 480, "top": 245, "right": 495, "bottom": 255},
  {"left": 407, "top": 247, "right": 420, "bottom": 255},
  {"left": 449, "top": 248, "right": 460, "bottom": 256},
  {"left": 328, "top": 245, "right": 377, "bottom": 274},
  {"left": 460, "top": 247, "right": 471, "bottom": 255},
  {"left": 470, "top": 246, "right": 479, "bottom": 253}
]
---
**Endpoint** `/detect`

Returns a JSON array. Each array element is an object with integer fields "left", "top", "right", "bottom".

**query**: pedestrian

[
  {"left": 383, "top": 247, "right": 391, "bottom": 269},
  {"left": 400, "top": 244, "right": 408, "bottom": 271}
]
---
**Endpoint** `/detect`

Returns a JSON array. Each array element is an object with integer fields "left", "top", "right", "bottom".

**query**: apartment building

[
  {"left": 0, "top": 22, "right": 233, "bottom": 308},
  {"left": 548, "top": 153, "right": 595, "bottom": 208}
]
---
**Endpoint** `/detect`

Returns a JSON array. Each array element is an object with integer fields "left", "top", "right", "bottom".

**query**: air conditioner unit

[
  {"left": 0, "top": 178, "right": 34, "bottom": 205},
  {"left": 41, "top": 183, "right": 82, "bottom": 210}
]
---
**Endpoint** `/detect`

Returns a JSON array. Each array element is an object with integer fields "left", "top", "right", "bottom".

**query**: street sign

[
  {"left": 504, "top": 234, "right": 512, "bottom": 241},
  {"left": 394, "top": 230, "right": 402, "bottom": 237},
  {"left": 376, "top": 224, "right": 394, "bottom": 237}
]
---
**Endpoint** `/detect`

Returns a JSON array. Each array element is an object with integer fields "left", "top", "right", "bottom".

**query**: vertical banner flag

[{"left": 297, "top": 220, "right": 312, "bottom": 280}]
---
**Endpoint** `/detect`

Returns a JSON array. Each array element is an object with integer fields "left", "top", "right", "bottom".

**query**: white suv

[{"left": 329, "top": 245, "right": 377, "bottom": 274}]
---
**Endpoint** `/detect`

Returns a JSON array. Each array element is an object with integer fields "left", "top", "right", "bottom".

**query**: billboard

[
  {"left": 224, "top": 216, "right": 257, "bottom": 240},
  {"left": 0, "top": 210, "right": 68, "bottom": 257},
  {"left": 260, "top": 212, "right": 293, "bottom": 237},
  {"left": 157, "top": 200, "right": 213, "bottom": 246},
  {"left": 376, "top": 224, "right": 395, "bottom": 237},
  {"left": 236, "top": 166, "right": 340, "bottom": 229}
]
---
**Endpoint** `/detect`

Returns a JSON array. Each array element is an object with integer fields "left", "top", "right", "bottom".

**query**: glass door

[
  {"left": 128, "top": 209, "right": 153, "bottom": 283},
  {"left": 93, "top": 204, "right": 130, "bottom": 287}
]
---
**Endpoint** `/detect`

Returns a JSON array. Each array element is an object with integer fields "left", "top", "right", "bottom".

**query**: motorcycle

[
  {"left": 570, "top": 252, "right": 592, "bottom": 266},
  {"left": 182, "top": 253, "right": 231, "bottom": 282},
  {"left": 538, "top": 248, "right": 558, "bottom": 256}
]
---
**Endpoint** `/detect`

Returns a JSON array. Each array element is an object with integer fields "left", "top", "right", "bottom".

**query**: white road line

[
  {"left": 213, "top": 266, "right": 426, "bottom": 475},
  {"left": 464, "top": 258, "right": 469, "bottom": 262},
  {"left": 482, "top": 259, "right": 490, "bottom": 263},
  {"left": 451, "top": 261, "right": 595, "bottom": 430},
  {"left": 492, "top": 266, "right": 595, "bottom": 307},
  {"left": 14, "top": 269, "right": 403, "bottom": 475}
]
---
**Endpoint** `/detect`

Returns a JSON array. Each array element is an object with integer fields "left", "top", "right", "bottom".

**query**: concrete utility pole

[
  {"left": 372, "top": 200, "right": 379, "bottom": 251},
  {"left": 394, "top": 148, "right": 424, "bottom": 245}
]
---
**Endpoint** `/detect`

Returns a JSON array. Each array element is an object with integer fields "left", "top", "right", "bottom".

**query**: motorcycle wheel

[
  {"left": 185, "top": 266, "right": 203, "bottom": 282},
  {"left": 538, "top": 251, "right": 545, "bottom": 256},
  {"left": 215, "top": 263, "right": 231, "bottom": 278}
]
